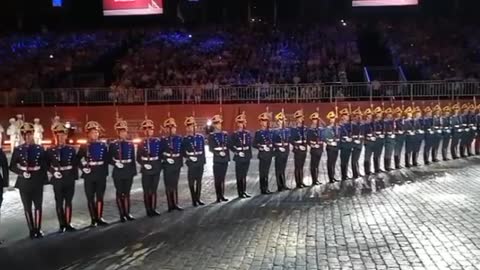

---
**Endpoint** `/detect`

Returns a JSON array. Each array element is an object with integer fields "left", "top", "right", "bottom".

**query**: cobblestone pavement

[{"left": 2, "top": 148, "right": 480, "bottom": 270}]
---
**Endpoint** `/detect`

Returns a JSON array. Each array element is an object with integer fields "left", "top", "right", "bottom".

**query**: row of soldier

[{"left": 1, "top": 101, "right": 480, "bottom": 241}]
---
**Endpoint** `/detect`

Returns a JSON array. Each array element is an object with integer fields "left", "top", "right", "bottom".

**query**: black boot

[
  {"left": 150, "top": 193, "right": 161, "bottom": 216},
  {"left": 25, "top": 210, "right": 35, "bottom": 239},
  {"left": 34, "top": 209, "right": 44, "bottom": 239},
  {"left": 88, "top": 202, "right": 97, "bottom": 227},
  {"left": 116, "top": 195, "right": 126, "bottom": 223},
  {"left": 373, "top": 157, "right": 383, "bottom": 173},
  {"left": 124, "top": 195, "right": 135, "bottom": 221},
  {"left": 56, "top": 206, "right": 66, "bottom": 233},
  {"left": 394, "top": 156, "right": 402, "bottom": 169},
  {"left": 423, "top": 152, "right": 430, "bottom": 165},
  {"left": 405, "top": 153, "right": 411, "bottom": 168},
  {"left": 384, "top": 158, "right": 393, "bottom": 171},
  {"left": 412, "top": 152, "right": 418, "bottom": 167},
  {"left": 96, "top": 200, "right": 109, "bottom": 226},
  {"left": 64, "top": 206, "right": 76, "bottom": 231}
]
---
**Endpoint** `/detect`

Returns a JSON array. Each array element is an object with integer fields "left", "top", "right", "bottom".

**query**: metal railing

[{"left": 3, "top": 80, "right": 479, "bottom": 107}]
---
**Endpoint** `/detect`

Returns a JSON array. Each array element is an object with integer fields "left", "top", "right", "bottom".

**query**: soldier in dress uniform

[
  {"left": 350, "top": 108, "right": 364, "bottom": 178},
  {"left": 182, "top": 116, "right": 206, "bottom": 206},
  {"left": 47, "top": 122, "right": 78, "bottom": 232},
  {"left": 403, "top": 107, "right": 416, "bottom": 167},
  {"left": 290, "top": 110, "right": 308, "bottom": 188},
  {"left": 422, "top": 106, "right": 434, "bottom": 165},
  {"left": 228, "top": 113, "right": 252, "bottom": 198},
  {"left": 109, "top": 120, "right": 136, "bottom": 222},
  {"left": 77, "top": 121, "right": 109, "bottom": 226},
  {"left": 383, "top": 108, "right": 396, "bottom": 171},
  {"left": 393, "top": 107, "right": 406, "bottom": 169},
  {"left": 467, "top": 104, "right": 476, "bottom": 156},
  {"left": 7, "top": 118, "right": 19, "bottom": 153},
  {"left": 33, "top": 118, "right": 44, "bottom": 145},
  {"left": 161, "top": 118, "right": 183, "bottom": 212},
  {"left": 459, "top": 103, "right": 471, "bottom": 158},
  {"left": 137, "top": 119, "right": 162, "bottom": 216},
  {"left": 208, "top": 115, "right": 230, "bottom": 202},
  {"left": 363, "top": 108, "right": 375, "bottom": 175},
  {"left": 307, "top": 111, "right": 323, "bottom": 185},
  {"left": 372, "top": 107, "right": 385, "bottom": 173},
  {"left": 324, "top": 111, "right": 340, "bottom": 183},
  {"left": 475, "top": 104, "right": 480, "bottom": 155},
  {"left": 441, "top": 105, "right": 453, "bottom": 161},
  {"left": 412, "top": 106, "right": 424, "bottom": 166},
  {"left": 431, "top": 105, "right": 443, "bottom": 162},
  {"left": 273, "top": 111, "right": 291, "bottom": 190},
  {"left": 253, "top": 112, "right": 274, "bottom": 194},
  {"left": 10, "top": 122, "right": 48, "bottom": 238},
  {"left": 450, "top": 103, "right": 462, "bottom": 159},
  {"left": 338, "top": 108, "right": 352, "bottom": 181},
  {"left": 0, "top": 142, "right": 7, "bottom": 244}
]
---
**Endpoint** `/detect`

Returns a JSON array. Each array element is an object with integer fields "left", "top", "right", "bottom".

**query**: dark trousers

[
  {"left": 187, "top": 165, "right": 204, "bottom": 203},
  {"left": 213, "top": 162, "right": 228, "bottom": 200},
  {"left": 275, "top": 153, "right": 289, "bottom": 190},
  {"left": 451, "top": 135, "right": 460, "bottom": 159},
  {"left": 340, "top": 147, "right": 352, "bottom": 180},
  {"left": 259, "top": 157, "right": 272, "bottom": 193},
  {"left": 113, "top": 177, "right": 133, "bottom": 218},
  {"left": 326, "top": 146, "right": 338, "bottom": 182},
  {"left": 442, "top": 136, "right": 451, "bottom": 160},
  {"left": 20, "top": 185, "right": 43, "bottom": 233},
  {"left": 84, "top": 176, "right": 107, "bottom": 221},
  {"left": 141, "top": 173, "right": 161, "bottom": 213},
  {"left": 373, "top": 141, "right": 384, "bottom": 173},
  {"left": 52, "top": 179, "right": 75, "bottom": 227},
  {"left": 294, "top": 152, "right": 306, "bottom": 187},
  {"left": 310, "top": 152, "right": 322, "bottom": 184},
  {"left": 351, "top": 147, "right": 362, "bottom": 178},
  {"left": 432, "top": 136, "right": 441, "bottom": 161},
  {"left": 235, "top": 161, "right": 250, "bottom": 196},
  {"left": 405, "top": 136, "right": 415, "bottom": 166},
  {"left": 164, "top": 165, "right": 181, "bottom": 209},
  {"left": 423, "top": 136, "right": 433, "bottom": 164},
  {"left": 364, "top": 143, "right": 374, "bottom": 175}
]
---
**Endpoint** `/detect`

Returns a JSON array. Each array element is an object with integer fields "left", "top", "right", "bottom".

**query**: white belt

[
  {"left": 396, "top": 131, "right": 404, "bottom": 135},
  {"left": 141, "top": 156, "right": 159, "bottom": 161},
  {"left": 454, "top": 125, "right": 460, "bottom": 128},
  {"left": 186, "top": 151, "right": 203, "bottom": 156},
  {"left": 416, "top": 130, "right": 425, "bottom": 134},
  {"left": 436, "top": 130, "right": 442, "bottom": 134},
  {"left": 214, "top": 147, "right": 227, "bottom": 151},
  {"left": 275, "top": 142, "right": 289, "bottom": 147},
  {"left": 352, "top": 135, "right": 364, "bottom": 139},
  {"left": 54, "top": 165, "right": 73, "bottom": 171},
  {"left": 294, "top": 140, "right": 306, "bottom": 144},
  {"left": 388, "top": 134, "right": 396, "bottom": 139},
  {"left": 407, "top": 131, "right": 415, "bottom": 136},
  {"left": 458, "top": 129, "right": 464, "bottom": 132},
  {"left": 163, "top": 153, "right": 180, "bottom": 158},
  {"left": 386, "top": 132, "right": 393, "bottom": 135},
  {"left": 87, "top": 161, "right": 104, "bottom": 166},
  {"left": 326, "top": 139, "right": 337, "bottom": 146},
  {"left": 473, "top": 127, "right": 478, "bottom": 131},
  {"left": 17, "top": 165, "right": 41, "bottom": 171},
  {"left": 444, "top": 130, "right": 451, "bottom": 134},
  {"left": 375, "top": 131, "right": 382, "bottom": 135},
  {"left": 310, "top": 144, "right": 321, "bottom": 148},
  {"left": 113, "top": 159, "right": 132, "bottom": 164},
  {"left": 235, "top": 146, "right": 250, "bottom": 151},
  {"left": 342, "top": 136, "right": 353, "bottom": 142},
  {"left": 366, "top": 136, "right": 376, "bottom": 141}
]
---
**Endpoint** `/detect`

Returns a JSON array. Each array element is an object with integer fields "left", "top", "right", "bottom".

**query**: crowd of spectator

[
  {"left": 109, "top": 24, "right": 361, "bottom": 102},
  {"left": 381, "top": 19, "right": 480, "bottom": 81},
  {"left": 0, "top": 30, "right": 129, "bottom": 91}
]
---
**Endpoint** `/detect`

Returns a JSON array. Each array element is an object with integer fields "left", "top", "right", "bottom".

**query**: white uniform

[
  {"left": 6, "top": 121, "right": 19, "bottom": 153},
  {"left": 33, "top": 123, "right": 44, "bottom": 145}
]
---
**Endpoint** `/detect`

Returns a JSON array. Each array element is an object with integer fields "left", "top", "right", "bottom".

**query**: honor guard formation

[{"left": 2, "top": 101, "right": 480, "bottom": 241}]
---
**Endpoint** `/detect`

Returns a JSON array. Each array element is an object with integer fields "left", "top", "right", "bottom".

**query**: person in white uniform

[{"left": 33, "top": 118, "right": 44, "bottom": 145}]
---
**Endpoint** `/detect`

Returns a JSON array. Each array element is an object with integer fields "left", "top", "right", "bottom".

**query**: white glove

[
  {"left": 166, "top": 158, "right": 174, "bottom": 164},
  {"left": 299, "top": 145, "right": 306, "bottom": 151},
  {"left": 239, "top": 152, "right": 245, "bottom": 157},
  {"left": 115, "top": 162, "right": 124, "bottom": 169},
  {"left": 189, "top": 156, "right": 198, "bottom": 162},
  {"left": 23, "top": 172, "right": 31, "bottom": 179},
  {"left": 82, "top": 168, "right": 91, "bottom": 174},
  {"left": 219, "top": 151, "right": 226, "bottom": 157},
  {"left": 144, "top": 164, "right": 153, "bottom": 170},
  {"left": 54, "top": 172, "right": 63, "bottom": 179}
]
